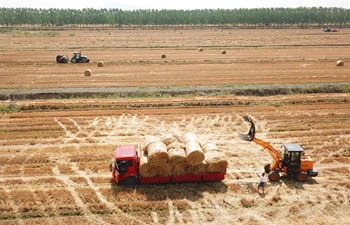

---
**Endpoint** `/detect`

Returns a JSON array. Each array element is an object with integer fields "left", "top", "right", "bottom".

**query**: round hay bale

[
  {"left": 139, "top": 153, "right": 157, "bottom": 177},
  {"left": 162, "top": 134, "right": 180, "bottom": 146},
  {"left": 156, "top": 162, "right": 173, "bottom": 176},
  {"left": 97, "top": 61, "right": 104, "bottom": 67},
  {"left": 221, "top": 50, "right": 226, "bottom": 54},
  {"left": 143, "top": 136, "right": 162, "bottom": 153},
  {"left": 205, "top": 151, "right": 228, "bottom": 173},
  {"left": 166, "top": 141, "right": 184, "bottom": 151},
  {"left": 168, "top": 148, "right": 187, "bottom": 164},
  {"left": 198, "top": 47, "right": 204, "bottom": 52},
  {"left": 161, "top": 53, "right": 166, "bottom": 59},
  {"left": 181, "top": 132, "right": 198, "bottom": 144},
  {"left": 84, "top": 69, "right": 92, "bottom": 76},
  {"left": 173, "top": 162, "right": 190, "bottom": 176},
  {"left": 185, "top": 141, "right": 205, "bottom": 166},
  {"left": 188, "top": 161, "right": 208, "bottom": 174},
  {"left": 146, "top": 141, "right": 169, "bottom": 165},
  {"left": 336, "top": 60, "right": 344, "bottom": 66},
  {"left": 202, "top": 142, "right": 219, "bottom": 153}
]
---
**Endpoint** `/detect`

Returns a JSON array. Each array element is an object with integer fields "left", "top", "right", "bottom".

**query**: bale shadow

[{"left": 110, "top": 180, "right": 228, "bottom": 202}]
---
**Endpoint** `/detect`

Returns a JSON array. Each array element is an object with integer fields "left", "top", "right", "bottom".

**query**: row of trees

[{"left": 0, "top": 7, "right": 349, "bottom": 27}]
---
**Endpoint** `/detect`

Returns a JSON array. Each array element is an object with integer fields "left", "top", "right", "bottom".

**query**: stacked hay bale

[
  {"left": 202, "top": 142, "right": 228, "bottom": 173},
  {"left": 139, "top": 133, "right": 228, "bottom": 177}
]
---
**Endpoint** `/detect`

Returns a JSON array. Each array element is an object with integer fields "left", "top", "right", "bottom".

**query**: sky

[{"left": 0, "top": 0, "right": 348, "bottom": 10}]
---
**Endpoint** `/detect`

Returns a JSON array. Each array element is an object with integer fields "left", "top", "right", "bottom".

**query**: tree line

[{"left": 0, "top": 7, "right": 349, "bottom": 27}]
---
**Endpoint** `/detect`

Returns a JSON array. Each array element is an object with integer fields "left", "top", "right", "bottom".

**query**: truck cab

[{"left": 110, "top": 145, "right": 139, "bottom": 185}]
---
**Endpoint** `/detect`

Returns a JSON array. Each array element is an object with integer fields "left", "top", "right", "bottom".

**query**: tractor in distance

[
  {"left": 70, "top": 51, "right": 89, "bottom": 63},
  {"left": 239, "top": 116, "right": 318, "bottom": 182}
]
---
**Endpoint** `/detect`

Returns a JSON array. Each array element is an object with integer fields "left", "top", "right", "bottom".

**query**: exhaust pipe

[{"left": 238, "top": 116, "right": 256, "bottom": 142}]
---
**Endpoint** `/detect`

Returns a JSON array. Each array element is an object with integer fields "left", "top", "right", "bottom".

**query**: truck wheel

[
  {"left": 71, "top": 58, "right": 77, "bottom": 63},
  {"left": 264, "top": 163, "right": 271, "bottom": 173},
  {"left": 124, "top": 177, "right": 137, "bottom": 186},
  {"left": 268, "top": 171, "right": 280, "bottom": 182},
  {"left": 295, "top": 172, "right": 307, "bottom": 182}
]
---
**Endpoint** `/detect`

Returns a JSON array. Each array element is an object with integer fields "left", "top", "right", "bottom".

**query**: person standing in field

[{"left": 257, "top": 173, "right": 266, "bottom": 194}]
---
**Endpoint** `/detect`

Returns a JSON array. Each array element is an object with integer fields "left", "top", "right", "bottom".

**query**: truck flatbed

[{"left": 139, "top": 172, "right": 226, "bottom": 184}]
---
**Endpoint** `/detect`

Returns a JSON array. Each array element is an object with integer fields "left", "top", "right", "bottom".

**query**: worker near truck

[{"left": 257, "top": 173, "right": 266, "bottom": 194}]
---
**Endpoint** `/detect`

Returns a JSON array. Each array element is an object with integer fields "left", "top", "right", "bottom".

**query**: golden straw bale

[
  {"left": 198, "top": 47, "right": 203, "bottom": 52},
  {"left": 168, "top": 148, "right": 187, "bottom": 164},
  {"left": 202, "top": 142, "right": 219, "bottom": 153},
  {"left": 185, "top": 141, "right": 205, "bottom": 166},
  {"left": 143, "top": 135, "right": 162, "bottom": 153},
  {"left": 221, "top": 50, "right": 226, "bottom": 54},
  {"left": 336, "top": 60, "right": 344, "bottom": 66},
  {"left": 146, "top": 141, "right": 169, "bottom": 166},
  {"left": 97, "top": 61, "right": 104, "bottom": 67},
  {"left": 166, "top": 141, "right": 184, "bottom": 151},
  {"left": 162, "top": 134, "right": 180, "bottom": 146},
  {"left": 84, "top": 69, "right": 92, "bottom": 76},
  {"left": 181, "top": 132, "right": 198, "bottom": 144},
  {"left": 188, "top": 161, "right": 208, "bottom": 174},
  {"left": 156, "top": 163, "right": 174, "bottom": 176},
  {"left": 172, "top": 162, "right": 190, "bottom": 176},
  {"left": 205, "top": 151, "right": 228, "bottom": 173},
  {"left": 139, "top": 153, "right": 157, "bottom": 177},
  {"left": 161, "top": 53, "right": 166, "bottom": 59}
]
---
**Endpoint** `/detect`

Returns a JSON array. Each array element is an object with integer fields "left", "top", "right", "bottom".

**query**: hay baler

[
  {"left": 110, "top": 145, "right": 226, "bottom": 186},
  {"left": 56, "top": 54, "right": 69, "bottom": 63}
]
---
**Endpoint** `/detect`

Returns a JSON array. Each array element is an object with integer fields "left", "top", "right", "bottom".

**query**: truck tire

[
  {"left": 124, "top": 177, "right": 137, "bottom": 186},
  {"left": 295, "top": 171, "right": 307, "bottom": 182},
  {"left": 264, "top": 163, "right": 271, "bottom": 173},
  {"left": 268, "top": 171, "right": 280, "bottom": 182}
]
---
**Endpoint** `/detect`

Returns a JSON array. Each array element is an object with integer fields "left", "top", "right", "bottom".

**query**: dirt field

[{"left": 0, "top": 28, "right": 349, "bottom": 224}]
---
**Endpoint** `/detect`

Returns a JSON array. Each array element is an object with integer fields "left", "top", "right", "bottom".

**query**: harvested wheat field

[{"left": 0, "top": 28, "right": 349, "bottom": 224}]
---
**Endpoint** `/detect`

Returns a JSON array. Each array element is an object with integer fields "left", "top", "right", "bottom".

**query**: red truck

[{"left": 110, "top": 145, "right": 226, "bottom": 185}]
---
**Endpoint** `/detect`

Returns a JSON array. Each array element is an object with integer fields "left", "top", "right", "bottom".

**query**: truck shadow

[{"left": 111, "top": 181, "right": 228, "bottom": 202}]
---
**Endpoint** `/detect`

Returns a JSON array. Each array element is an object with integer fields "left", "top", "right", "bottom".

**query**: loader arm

[
  {"left": 252, "top": 137, "right": 283, "bottom": 171},
  {"left": 238, "top": 116, "right": 283, "bottom": 171}
]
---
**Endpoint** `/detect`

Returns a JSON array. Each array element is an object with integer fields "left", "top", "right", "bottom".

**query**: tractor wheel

[
  {"left": 82, "top": 58, "right": 88, "bottom": 63},
  {"left": 71, "top": 58, "right": 77, "bottom": 63},
  {"left": 295, "top": 172, "right": 307, "bottom": 182},
  {"left": 268, "top": 171, "right": 280, "bottom": 182},
  {"left": 264, "top": 163, "right": 271, "bottom": 173},
  {"left": 124, "top": 177, "right": 137, "bottom": 186}
]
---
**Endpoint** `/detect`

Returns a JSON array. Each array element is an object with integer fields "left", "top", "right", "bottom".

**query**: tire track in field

[
  {"left": 70, "top": 162, "right": 116, "bottom": 211},
  {"left": 51, "top": 165, "right": 106, "bottom": 225}
]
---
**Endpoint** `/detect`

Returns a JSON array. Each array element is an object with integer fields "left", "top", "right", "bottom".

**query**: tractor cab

[
  {"left": 73, "top": 52, "right": 80, "bottom": 58},
  {"left": 70, "top": 51, "right": 89, "bottom": 63},
  {"left": 282, "top": 144, "right": 304, "bottom": 175}
]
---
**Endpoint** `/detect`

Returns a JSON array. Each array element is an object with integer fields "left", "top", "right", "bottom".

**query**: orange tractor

[{"left": 239, "top": 116, "right": 318, "bottom": 182}]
